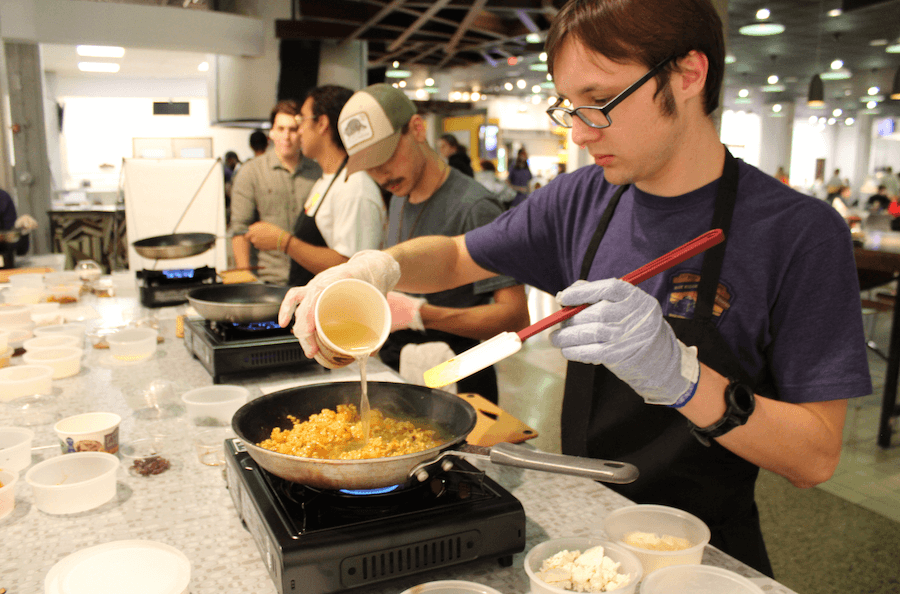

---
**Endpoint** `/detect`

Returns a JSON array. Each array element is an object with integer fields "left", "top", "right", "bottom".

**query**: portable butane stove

[
  {"left": 137, "top": 266, "right": 219, "bottom": 307},
  {"left": 183, "top": 317, "right": 313, "bottom": 383},
  {"left": 225, "top": 438, "right": 526, "bottom": 594}
]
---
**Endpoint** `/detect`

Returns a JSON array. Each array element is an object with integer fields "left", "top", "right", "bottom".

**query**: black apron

[
  {"left": 288, "top": 160, "right": 347, "bottom": 287},
  {"left": 561, "top": 149, "right": 774, "bottom": 577}
]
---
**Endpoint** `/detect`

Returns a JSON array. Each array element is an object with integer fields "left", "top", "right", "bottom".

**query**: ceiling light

[
  {"left": 540, "top": 81, "right": 555, "bottom": 89},
  {"left": 471, "top": 92, "right": 481, "bottom": 101},
  {"left": 425, "top": 78, "right": 434, "bottom": 87},
  {"left": 539, "top": 52, "right": 547, "bottom": 62},
  {"left": 845, "top": 117, "right": 855, "bottom": 126},
  {"left": 507, "top": 57, "right": 519, "bottom": 66},
  {"left": 725, "top": 54, "right": 736, "bottom": 64},
  {"left": 828, "top": 118, "right": 837, "bottom": 125},
  {"left": 415, "top": 89, "right": 427, "bottom": 100},
  {"left": 385, "top": 69, "right": 411, "bottom": 78},
  {"left": 756, "top": 8, "right": 770, "bottom": 20},
  {"left": 807, "top": 74, "right": 825, "bottom": 106},
  {"left": 830, "top": 59, "right": 843, "bottom": 70},
  {"left": 461, "top": 91, "right": 470, "bottom": 100},
  {"left": 398, "top": 80, "right": 406, "bottom": 88},
  {"left": 767, "top": 74, "right": 779, "bottom": 84},
  {"left": 546, "top": 74, "right": 553, "bottom": 81},
  {"left": 526, "top": 33, "right": 542, "bottom": 44},
  {"left": 392, "top": 61, "right": 399, "bottom": 68},
  {"left": 77, "top": 62, "right": 120, "bottom": 73},
  {"left": 772, "top": 104, "right": 782, "bottom": 113},
  {"left": 819, "top": 117, "right": 827, "bottom": 124},
  {"left": 870, "top": 39, "right": 888, "bottom": 46},
  {"left": 76, "top": 45, "right": 124, "bottom": 58},
  {"left": 530, "top": 63, "right": 548, "bottom": 72},
  {"left": 531, "top": 85, "right": 541, "bottom": 93},
  {"left": 886, "top": 44, "right": 900, "bottom": 53},
  {"left": 504, "top": 82, "right": 513, "bottom": 91},
  {"left": 867, "top": 100, "right": 878, "bottom": 109},
  {"left": 828, "top": 9, "right": 842, "bottom": 17},
  {"left": 531, "top": 95, "right": 542, "bottom": 105},
  {"left": 862, "top": 94, "right": 885, "bottom": 102},
  {"left": 833, "top": 108, "right": 842, "bottom": 117},
  {"left": 739, "top": 23, "right": 785, "bottom": 36},
  {"left": 738, "top": 88, "right": 750, "bottom": 98},
  {"left": 868, "top": 86, "right": 880, "bottom": 95},
  {"left": 734, "top": 98, "right": 752, "bottom": 105},
  {"left": 197, "top": 61, "right": 209, "bottom": 72},
  {"left": 808, "top": 116, "right": 817, "bottom": 125},
  {"left": 762, "top": 84, "right": 785, "bottom": 93},
  {"left": 516, "top": 79, "right": 526, "bottom": 89},
  {"left": 821, "top": 69, "right": 851, "bottom": 80},
  {"left": 893, "top": 67, "right": 900, "bottom": 100},
  {"left": 547, "top": 96, "right": 556, "bottom": 105}
]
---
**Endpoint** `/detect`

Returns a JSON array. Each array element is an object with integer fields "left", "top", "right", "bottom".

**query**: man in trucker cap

[{"left": 284, "top": 83, "right": 529, "bottom": 403}]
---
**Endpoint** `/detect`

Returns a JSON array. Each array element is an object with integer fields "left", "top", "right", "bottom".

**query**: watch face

[{"left": 730, "top": 383, "right": 755, "bottom": 415}]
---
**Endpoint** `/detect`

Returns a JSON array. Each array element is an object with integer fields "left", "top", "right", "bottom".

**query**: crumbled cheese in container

[
  {"left": 538, "top": 545, "right": 631, "bottom": 592},
  {"left": 623, "top": 531, "right": 692, "bottom": 551}
]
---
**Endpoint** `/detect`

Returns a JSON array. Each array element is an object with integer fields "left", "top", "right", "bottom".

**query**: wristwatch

[{"left": 688, "top": 379, "right": 755, "bottom": 447}]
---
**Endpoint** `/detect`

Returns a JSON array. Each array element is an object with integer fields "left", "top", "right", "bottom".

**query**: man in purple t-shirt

[{"left": 278, "top": 0, "right": 871, "bottom": 574}]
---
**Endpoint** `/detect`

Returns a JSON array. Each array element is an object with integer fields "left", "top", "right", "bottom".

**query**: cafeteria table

[{"left": 854, "top": 246, "right": 900, "bottom": 448}]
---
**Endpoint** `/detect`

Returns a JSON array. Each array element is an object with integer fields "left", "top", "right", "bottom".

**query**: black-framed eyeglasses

[{"left": 546, "top": 56, "right": 674, "bottom": 129}]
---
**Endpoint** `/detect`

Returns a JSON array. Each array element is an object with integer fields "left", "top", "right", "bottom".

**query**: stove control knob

[
  {"left": 415, "top": 469, "right": 429, "bottom": 482},
  {"left": 441, "top": 459, "right": 454, "bottom": 472}
]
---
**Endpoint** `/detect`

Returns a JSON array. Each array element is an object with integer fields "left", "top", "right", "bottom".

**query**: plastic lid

[
  {"left": 400, "top": 580, "right": 503, "bottom": 594},
  {"left": 46, "top": 541, "right": 190, "bottom": 594}
]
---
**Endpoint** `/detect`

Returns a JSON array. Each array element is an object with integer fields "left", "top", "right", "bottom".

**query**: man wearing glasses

[{"left": 278, "top": 0, "right": 870, "bottom": 574}]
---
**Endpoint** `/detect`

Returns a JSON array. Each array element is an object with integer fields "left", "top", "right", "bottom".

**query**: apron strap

[
  {"left": 580, "top": 184, "right": 629, "bottom": 280},
  {"left": 308, "top": 156, "right": 348, "bottom": 218}
]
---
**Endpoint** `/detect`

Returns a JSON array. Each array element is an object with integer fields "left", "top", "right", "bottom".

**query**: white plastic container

[
  {"left": 25, "top": 452, "right": 119, "bottom": 514},
  {"left": 0, "top": 364, "right": 54, "bottom": 401},
  {"left": 33, "top": 322, "right": 87, "bottom": 341},
  {"left": 5, "top": 325, "right": 33, "bottom": 350},
  {"left": 0, "top": 426, "right": 35, "bottom": 472},
  {"left": 0, "top": 304, "right": 32, "bottom": 326},
  {"left": 0, "top": 328, "right": 8, "bottom": 353},
  {"left": 0, "top": 469, "right": 17, "bottom": 520},
  {"left": 8, "top": 272, "right": 44, "bottom": 288},
  {"left": 55, "top": 412, "right": 121, "bottom": 454},
  {"left": 638, "top": 564, "right": 765, "bottom": 594},
  {"left": 23, "top": 346, "right": 83, "bottom": 379},
  {"left": 107, "top": 327, "right": 158, "bottom": 361},
  {"left": 399, "top": 581, "right": 503, "bottom": 594},
  {"left": 5, "top": 286, "right": 43, "bottom": 304},
  {"left": 44, "top": 540, "right": 191, "bottom": 594},
  {"left": 181, "top": 385, "right": 250, "bottom": 426},
  {"left": 24, "top": 334, "right": 81, "bottom": 352},
  {"left": 524, "top": 536, "right": 643, "bottom": 594},
  {"left": 601, "top": 504, "right": 710, "bottom": 576}
]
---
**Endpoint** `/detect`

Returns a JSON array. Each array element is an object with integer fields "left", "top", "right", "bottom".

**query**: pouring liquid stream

[{"left": 320, "top": 319, "right": 382, "bottom": 444}]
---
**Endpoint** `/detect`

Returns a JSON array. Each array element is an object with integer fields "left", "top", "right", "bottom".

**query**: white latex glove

[
  {"left": 386, "top": 291, "right": 426, "bottom": 332},
  {"left": 277, "top": 250, "right": 401, "bottom": 358},
  {"left": 14, "top": 214, "right": 38, "bottom": 231},
  {"left": 550, "top": 278, "right": 700, "bottom": 406}
]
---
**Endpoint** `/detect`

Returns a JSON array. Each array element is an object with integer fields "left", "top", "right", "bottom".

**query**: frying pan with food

[
  {"left": 232, "top": 381, "right": 638, "bottom": 490},
  {"left": 187, "top": 284, "right": 290, "bottom": 323}
]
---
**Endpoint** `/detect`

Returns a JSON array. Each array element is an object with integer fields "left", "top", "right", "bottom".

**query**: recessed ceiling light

[
  {"left": 886, "top": 44, "right": 900, "bottom": 53},
  {"left": 828, "top": 9, "right": 842, "bottom": 17},
  {"left": 756, "top": 8, "right": 770, "bottom": 20},
  {"left": 739, "top": 23, "right": 785, "bottom": 36},
  {"left": 845, "top": 117, "right": 855, "bottom": 126},
  {"left": 425, "top": 78, "right": 434, "bottom": 87},
  {"left": 529, "top": 63, "right": 548, "bottom": 72},
  {"left": 539, "top": 52, "right": 547, "bottom": 62},
  {"left": 526, "top": 33, "right": 542, "bottom": 44},
  {"left": 415, "top": 88, "right": 427, "bottom": 100},
  {"left": 540, "top": 81, "right": 555, "bottom": 89},
  {"left": 738, "top": 88, "right": 750, "bottom": 98},
  {"left": 762, "top": 84, "right": 785, "bottom": 93},
  {"left": 820, "top": 68, "right": 852, "bottom": 80},
  {"left": 772, "top": 104, "right": 782, "bottom": 113},
  {"left": 516, "top": 79, "right": 526, "bottom": 89},
  {"left": 531, "top": 85, "right": 541, "bottom": 93},
  {"left": 869, "top": 39, "right": 888, "bottom": 46},
  {"left": 471, "top": 92, "right": 481, "bottom": 101},
  {"left": 531, "top": 95, "right": 542, "bottom": 104},
  {"left": 830, "top": 59, "right": 843, "bottom": 70},
  {"left": 767, "top": 74, "right": 779, "bottom": 84},
  {"left": 833, "top": 108, "right": 843, "bottom": 117},
  {"left": 828, "top": 117, "right": 837, "bottom": 125},
  {"left": 76, "top": 45, "right": 124, "bottom": 58},
  {"left": 868, "top": 86, "right": 880, "bottom": 95},
  {"left": 725, "top": 54, "right": 736, "bottom": 64},
  {"left": 808, "top": 116, "right": 817, "bottom": 124},
  {"left": 862, "top": 94, "right": 885, "bottom": 102},
  {"left": 867, "top": 100, "right": 878, "bottom": 109},
  {"left": 385, "top": 69, "right": 411, "bottom": 78},
  {"left": 77, "top": 62, "right": 120, "bottom": 73},
  {"left": 504, "top": 82, "right": 513, "bottom": 91},
  {"left": 398, "top": 80, "right": 406, "bottom": 88}
]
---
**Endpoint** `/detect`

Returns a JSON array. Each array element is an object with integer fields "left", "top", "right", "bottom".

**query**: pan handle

[{"left": 408, "top": 442, "right": 639, "bottom": 485}]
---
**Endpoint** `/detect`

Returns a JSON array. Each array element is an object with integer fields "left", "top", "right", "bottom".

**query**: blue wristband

[{"left": 669, "top": 372, "right": 700, "bottom": 409}]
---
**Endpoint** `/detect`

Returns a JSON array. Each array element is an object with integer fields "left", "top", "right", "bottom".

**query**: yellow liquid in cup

[{"left": 320, "top": 320, "right": 381, "bottom": 353}]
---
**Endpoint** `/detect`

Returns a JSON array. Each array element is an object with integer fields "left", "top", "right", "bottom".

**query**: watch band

[{"left": 688, "top": 378, "right": 756, "bottom": 447}]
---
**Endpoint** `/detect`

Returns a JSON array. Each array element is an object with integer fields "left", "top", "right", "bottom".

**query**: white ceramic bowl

[
  {"left": 638, "top": 564, "right": 765, "bottom": 594},
  {"left": 0, "top": 468, "right": 17, "bottom": 520},
  {"left": 23, "top": 346, "right": 83, "bottom": 379},
  {"left": 0, "top": 364, "right": 54, "bottom": 401},
  {"left": 0, "top": 304, "right": 32, "bottom": 326},
  {"left": 44, "top": 540, "right": 191, "bottom": 594},
  {"left": 0, "top": 426, "right": 35, "bottom": 472},
  {"left": 399, "top": 581, "right": 503, "bottom": 594},
  {"left": 24, "top": 334, "right": 81, "bottom": 352},
  {"left": 55, "top": 412, "right": 121, "bottom": 454},
  {"left": 181, "top": 385, "right": 250, "bottom": 426},
  {"left": 524, "top": 537, "right": 643, "bottom": 594},
  {"left": 33, "top": 322, "right": 87, "bottom": 341},
  {"left": 601, "top": 504, "right": 710, "bottom": 576},
  {"left": 107, "top": 327, "right": 158, "bottom": 361},
  {"left": 25, "top": 452, "right": 119, "bottom": 514}
]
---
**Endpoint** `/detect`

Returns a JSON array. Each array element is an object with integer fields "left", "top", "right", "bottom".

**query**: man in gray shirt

[{"left": 230, "top": 100, "right": 322, "bottom": 284}]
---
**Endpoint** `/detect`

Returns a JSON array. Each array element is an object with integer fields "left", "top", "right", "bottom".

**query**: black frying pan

[
  {"left": 132, "top": 232, "right": 217, "bottom": 260},
  {"left": 232, "top": 382, "right": 639, "bottom": 490},
  {"left": 187, "top": 284, "right": 290, "bottom": 323}
]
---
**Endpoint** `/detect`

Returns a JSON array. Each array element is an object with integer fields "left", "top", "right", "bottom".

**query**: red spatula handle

[{"left": 517, "top": 229, "right": 724, "bottom": 341}]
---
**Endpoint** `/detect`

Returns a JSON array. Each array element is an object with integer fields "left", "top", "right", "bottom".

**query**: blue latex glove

[{"left": 550, "top": 279, "right": 700, "bottom": 406}]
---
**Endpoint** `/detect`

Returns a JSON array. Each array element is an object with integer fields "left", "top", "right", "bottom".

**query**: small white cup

[
  {"left": 55, "top": 412, "right": 121, "bottom": 454},
  {"left": 313, "top": 279, "right": 391, "bottom": 369}
]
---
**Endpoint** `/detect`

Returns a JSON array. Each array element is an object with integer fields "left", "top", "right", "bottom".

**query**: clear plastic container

[
  {"left": 639, "top": 564, "right": 765, "bottom": 594},
  {"left": 0, "top": 426, "right": 34, "bottom": 472},
  {"left": 22, "top": 346, "right": 83, "bottom": 378},
  {"left": 107, "top": 327, "right": 158, "bottom": 361},
  {"left": 25, "top": 452, "right": 119, "bottom": 514},
  {"left": 5, "top": 393, "right": 59, "bottom": 426},
  {"left": 0, "top": 304, "right": 32, "bottom": 325},
  {"left": 601, "top": 504, "right": 710, "bottom": 576},
  {"left": 0, "top": 364, "right": 54, "bottom": 401},
  {"left": 23, "top": 334, "right": 80, "bottom": 352},
  {"left": 524, "top": 536, "right": 643, "bottom": 594},
  {"left": 181, "top": 385, "right": 249, "bottom": 426},
  {"left": 33, "top": 322, "right": 87, "bottom": 341}
]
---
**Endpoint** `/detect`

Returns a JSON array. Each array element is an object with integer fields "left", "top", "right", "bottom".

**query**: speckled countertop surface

[{"left": 0, "top": 283, "right": 798, "bottom": 594}]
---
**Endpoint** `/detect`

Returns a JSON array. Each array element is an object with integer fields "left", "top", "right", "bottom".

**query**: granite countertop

[{"left": 0, "top": 286, "right": 799, "bottom": 594}]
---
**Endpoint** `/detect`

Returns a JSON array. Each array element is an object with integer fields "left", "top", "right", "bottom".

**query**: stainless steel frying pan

[
  {"left": 132, "top": 232, "right": 217, "bottom": 260},
  {"left": 187, "top": 284, "right": 290, "bottom": 323},
  {"left": 232, "top": 381, "right": 639, "bottom": 490}
]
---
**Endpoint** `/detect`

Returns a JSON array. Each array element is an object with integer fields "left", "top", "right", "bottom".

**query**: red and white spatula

[{"left": 423, "top": 229, "right": 724, "bottom": 389}]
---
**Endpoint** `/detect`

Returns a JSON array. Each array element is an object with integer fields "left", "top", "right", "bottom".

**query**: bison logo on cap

[{"left": 341, "top": 113, "right": 375, "bottom": 150}]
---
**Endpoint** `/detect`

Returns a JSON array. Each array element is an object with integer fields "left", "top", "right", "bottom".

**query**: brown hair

[
  {"left": 270, "top": 99, "right": 301, "bottom": 125},
  {"left": 545, "top": 0, "right": 724, "bottom": 116}
]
